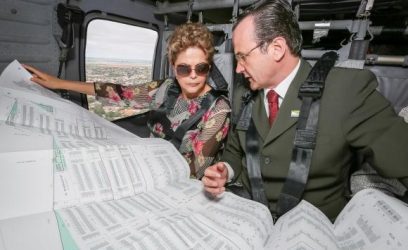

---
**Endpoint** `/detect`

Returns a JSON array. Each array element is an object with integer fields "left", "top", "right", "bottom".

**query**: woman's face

[{"left": 173, "top": 47, "right": 211, "bottom": 99}]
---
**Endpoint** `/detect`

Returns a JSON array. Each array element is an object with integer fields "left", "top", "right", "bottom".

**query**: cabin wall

[
  {"left": 0, "top": 0, "right": 63, "bottom": 74},
  {"left": 0, "top": 0, "right": 165, "bottom": 90}
]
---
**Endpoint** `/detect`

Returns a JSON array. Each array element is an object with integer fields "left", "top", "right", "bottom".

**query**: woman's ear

[
  {"left": 172, "top": 64, "right": 177, "bottom": 77},
  {"left": 169, "top": 59, "right": 176, "bottom": 77},
  {"left": 167, "top": 56, "right": 175, "bottom": 76}
]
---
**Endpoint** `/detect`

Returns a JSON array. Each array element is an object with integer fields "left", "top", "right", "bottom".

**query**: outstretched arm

[{"left": 23, "top": 64, "right": 95, "bottom": 95}]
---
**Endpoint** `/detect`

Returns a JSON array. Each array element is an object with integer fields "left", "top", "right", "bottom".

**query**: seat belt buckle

[
  {"left": 294, "top": 129, "right": 317, "bottom": 149},
  {"left": 298, "top": 80, "right": 324, "bottom": 99}
]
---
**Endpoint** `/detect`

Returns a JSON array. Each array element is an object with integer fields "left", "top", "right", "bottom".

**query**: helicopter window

[{"left": 85, "top": 19, "right": 158, "bottom": 121}]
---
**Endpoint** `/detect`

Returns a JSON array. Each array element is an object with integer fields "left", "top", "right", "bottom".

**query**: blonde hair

[{"left": 167, "top": 22, "right": 214, "bottom": 65}]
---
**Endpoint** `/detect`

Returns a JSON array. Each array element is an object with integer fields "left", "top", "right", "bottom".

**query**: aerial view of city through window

[{"left": 85, "top": 19, "right": 158, "bottom": 121}]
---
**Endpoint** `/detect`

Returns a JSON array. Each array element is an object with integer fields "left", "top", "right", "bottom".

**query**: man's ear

[{"left": 268, "top": 37, "right": 287, "bottom": 62}]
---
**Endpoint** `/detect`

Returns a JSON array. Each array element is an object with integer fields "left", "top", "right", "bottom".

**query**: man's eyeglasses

[
  {"left": 235, "top": 43, "right": 263, "bottom": 63},
  {"left": 175, "top": 63, "right": 210, "bottom": 77}
]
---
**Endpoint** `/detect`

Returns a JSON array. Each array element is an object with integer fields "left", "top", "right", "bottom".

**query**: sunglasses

[{"left": 175, "top": 63, "right": 210, "bottom": 77}]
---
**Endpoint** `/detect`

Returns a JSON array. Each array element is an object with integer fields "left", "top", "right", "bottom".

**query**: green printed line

[
  {"left": 6, "top": 99, "right": 18, "bottom": 124},
  {"left": 53, "top": 138, "right": 66, "bottom": 172},
  {"left": 55, "top": 212, "right": 80, "bottom": 250},
  {"left": 33, "top": 101, "right": 54, "bottom": 113}
]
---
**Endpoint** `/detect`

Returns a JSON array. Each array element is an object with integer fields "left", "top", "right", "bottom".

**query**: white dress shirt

[
  {"left": 263, "top": 60, "right": 301, "bottom": 114},
  {"left": 225, "top": 59, "right": 301, "bottom": 182}
]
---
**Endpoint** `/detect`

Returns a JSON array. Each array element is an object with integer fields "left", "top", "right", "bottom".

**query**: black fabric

[
  {"left": 163, "top": 82, "right": 181, "bottom": 115},
  {"left": 276, "top": 51, "right": 338, "bottom": 216},
  {"left": 230, "top": 52, "right": 338, "bottom": 218},
  {"left": 209, "top": 62, "right": 229, "bottom": 91},
  {"left": 235, "top": 90, "right": 258, "bottom": 130},
  {"left": 226, "top": 89, "right": 258, "bottom": 201},
  {"left": 169, "top": 90, "right": 220, "bottom": 149},
  {"left": 56, "top": 3, "right": 84, "bottom": 99},
  {"left": 246, "top": 118, "right": 269, "bottom": 207},
  {"left": 235, "top": 90, "right": 270, "bottom": 207},
  {"left": 148, "top": 82, "right": 180, "bottom": 141},
  {"left": 148, "top": 81, "right": 224, "bottom": 150}
]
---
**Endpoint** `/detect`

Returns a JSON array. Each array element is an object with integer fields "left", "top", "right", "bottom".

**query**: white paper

[
  {"left": 1, "top": 60, "right": 408, "bottom": 250},
  {"left": 0, "top": 211, "right": 62, "bottom": 250}
]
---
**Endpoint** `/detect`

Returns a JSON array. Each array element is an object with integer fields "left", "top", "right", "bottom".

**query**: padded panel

[
  {"left": 0, "top": 0, "right": 61, "bottom": 75},
  {"left": 350, "top": 66, "right": 408, "bottom": 198},
  {"left": 208, "top": 53, "right": 235, "bottom": 96},
  {"left": 366, "top": 66, "right": 408, "bottom": 113}
]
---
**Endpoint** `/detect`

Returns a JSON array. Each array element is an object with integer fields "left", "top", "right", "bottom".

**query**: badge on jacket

[{"left": 291, "top": 110, "right": 300, "bottom": 118}]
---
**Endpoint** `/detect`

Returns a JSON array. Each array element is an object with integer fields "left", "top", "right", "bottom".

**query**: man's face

[{"left": 232, "top": 16, "right": 277, "bottom": 91}]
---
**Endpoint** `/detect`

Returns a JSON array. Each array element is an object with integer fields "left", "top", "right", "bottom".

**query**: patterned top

[{"left": 94, "top": 79, "right": 231, "bottom": 178}]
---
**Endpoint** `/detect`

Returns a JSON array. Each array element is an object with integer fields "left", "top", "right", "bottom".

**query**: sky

[{"left": 85, "top": 19, "right": 158, "bottom": 62}]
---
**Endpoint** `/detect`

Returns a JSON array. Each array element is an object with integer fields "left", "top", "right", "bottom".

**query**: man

[{"left": 202, "top": 0, "right": 408, "bottom": 221}]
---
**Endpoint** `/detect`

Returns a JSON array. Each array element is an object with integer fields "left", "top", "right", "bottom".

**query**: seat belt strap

[
  {"left": 149, "top": 83, "right": 223, "bottom": 150},
  {"left": 235, "top": 91, "right": 269, "bottom": 207},
  {"left": 209, "top": 62, "right": 229, "bottom": 91},
  {"left": 233, "top": 52, "right": 337, "bottom": 218},
  {"left": 277, "top": 51, "right": 338, "bottom": 216},
  {"left": 246, "top": 117, "right": 269, "bottom": 207},
  {"left": 56, "top": 3, "right": 84, "bottom": 99},
  {"left": 148, "top": 82, "right": 180, "bottom": 141},
  {"left": 163, "top": 82, "right": 181, "bottom": 114},
  {"left": 170, "top": 90, "right": 221, "bottom": 149}
]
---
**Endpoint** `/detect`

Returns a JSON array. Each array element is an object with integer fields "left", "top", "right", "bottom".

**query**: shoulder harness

[
  {"left": 148, "top": 63, "right": 229, "bottom": 150},
  {"left": 234, "top": 51, "right": 338, "bottom": 220}
]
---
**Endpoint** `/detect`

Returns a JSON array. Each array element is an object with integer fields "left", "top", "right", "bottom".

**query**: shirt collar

[{"left": 264, "top": 59, "right": 301, "bottom": 100}]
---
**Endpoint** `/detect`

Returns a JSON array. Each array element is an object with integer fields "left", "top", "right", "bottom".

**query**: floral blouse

[{"left": 94, "top": 79, "right": 231, "bottom": 179}]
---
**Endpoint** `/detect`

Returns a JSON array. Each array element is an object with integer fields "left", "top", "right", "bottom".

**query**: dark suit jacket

[{"left": 222, "top": 59, "right": 408, "bottom": 220}]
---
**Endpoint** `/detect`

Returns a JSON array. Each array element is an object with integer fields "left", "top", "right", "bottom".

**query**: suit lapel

[
  {"left": 251, "top": 91, "right": 270, "bottom": 139},
  {"left": 264, "top": 60, "right": 312, "bottom": 144}
]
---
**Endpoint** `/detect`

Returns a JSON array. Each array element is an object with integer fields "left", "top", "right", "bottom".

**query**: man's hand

[{"left": 202, "top": 162, "right": 228, "bottom": 196}]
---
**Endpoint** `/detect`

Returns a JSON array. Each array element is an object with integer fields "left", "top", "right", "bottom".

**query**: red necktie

[{"left": 267, "top": 90, "right": 279, "bottom": 126}]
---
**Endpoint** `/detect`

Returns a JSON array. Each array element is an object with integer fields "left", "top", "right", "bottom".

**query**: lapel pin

[{"left": 291, "top": 110, "right": 300, "bottom": 118}]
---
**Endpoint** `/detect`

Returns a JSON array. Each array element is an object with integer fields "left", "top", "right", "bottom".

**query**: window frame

[{"left": 79, "top": 12, "right": 160, "bottom": 120}]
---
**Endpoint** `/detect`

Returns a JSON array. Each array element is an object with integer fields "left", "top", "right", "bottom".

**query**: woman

[{"left": 24, "top": 22, "right": 231, "bottom": 179}]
